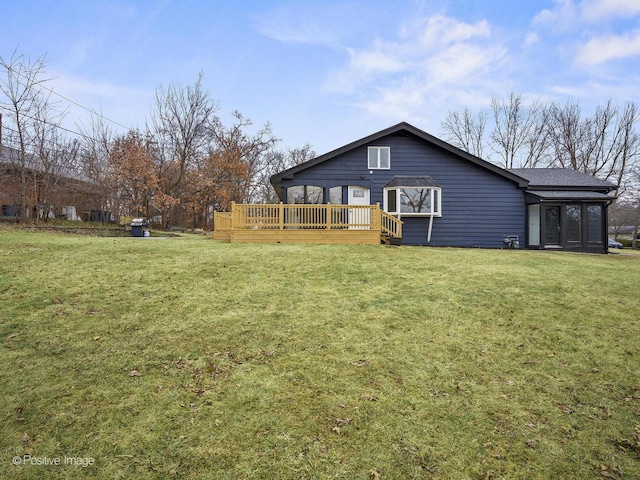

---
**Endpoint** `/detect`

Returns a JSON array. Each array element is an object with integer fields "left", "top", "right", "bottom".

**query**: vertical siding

[{"left": 280, "top": 133, "right": 525, "bottom": 247}]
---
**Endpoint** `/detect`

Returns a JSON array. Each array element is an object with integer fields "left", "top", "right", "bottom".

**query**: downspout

[{"left": 605, "top": 198, "right": 613, "bottom": 253}]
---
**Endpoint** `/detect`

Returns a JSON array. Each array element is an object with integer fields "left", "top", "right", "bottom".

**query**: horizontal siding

[{"left": 280, "top": 133, "right": 525, "bottom": 247}]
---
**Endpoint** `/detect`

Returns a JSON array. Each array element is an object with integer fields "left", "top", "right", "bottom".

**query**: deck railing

[
  {"left": 380, "top": 209, "right": 403, "bottom": 239},
  {"left": 214, "top": 202, "right": 402, "bottom": 238}
]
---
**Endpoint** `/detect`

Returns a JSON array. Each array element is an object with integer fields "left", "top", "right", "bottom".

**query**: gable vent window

[{"left": 368, "top": 146, "right": 390, "bottom": 169}]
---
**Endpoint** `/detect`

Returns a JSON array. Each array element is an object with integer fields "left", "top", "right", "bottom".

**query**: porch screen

[{"left": 587, "top": 205, "right": 603, "bottom": 244}]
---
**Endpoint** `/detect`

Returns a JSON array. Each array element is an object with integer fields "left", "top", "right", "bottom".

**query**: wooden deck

[{"left": 212, "top": 203, "right": 403, "bottom": 245}]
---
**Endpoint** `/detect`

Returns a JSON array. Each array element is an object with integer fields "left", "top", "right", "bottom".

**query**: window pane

[
  {"left": 433, "top": 189, "right": 440, "bottom": 214},
  {"left": 379, "top": 147, "right": 390, "bottom": 168},
  {"left": 287, "top": 185, "right": 304, "bottom": 204},
  {"left": 544, "top": 206, "right": 560, "bottom": 245},
  {"left": 400, "top": 188, "right": 432, "bottom": 213},
  {"left": 566, "top": 204, "right": 581, "bottom": 242},
  {"left": 587, "top": 205, "right": 602, "bottom": 243},
  {"left": 387, "top": 189, "right": 397, "bottom": 212},
  {"left": 368, "top": 146, "right": 390, "bottom": 169},
  {"left": 306, "top": 185, "right": 323, "bottom": 204},
  {"left": 367, "top": 147, "right": 377, "bottom": 169},
  {"left": 329, "top": 186, "right": 342, "bottom": 204}
]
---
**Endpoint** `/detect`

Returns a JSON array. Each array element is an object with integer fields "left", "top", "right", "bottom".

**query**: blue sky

[{"left": 2, "top": 0, "right": 639, "bottom": 155}]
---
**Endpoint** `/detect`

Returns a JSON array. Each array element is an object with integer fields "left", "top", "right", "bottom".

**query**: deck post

[
  {"left": 279, "top": 202, "right": 284, "bottom": 230},
  {"left": 373, "top": 203, "right": 381, "bottom": 231},
  {"left": 326, "top": 203, "right": 331, "bottom": 230},
  {"left": 230, "top": 202, "right": 236, "bottom": 230}
]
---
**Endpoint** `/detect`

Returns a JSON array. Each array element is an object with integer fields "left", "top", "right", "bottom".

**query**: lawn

[{"left": 1, "top": 229, "right": 639, "bottom": 479}]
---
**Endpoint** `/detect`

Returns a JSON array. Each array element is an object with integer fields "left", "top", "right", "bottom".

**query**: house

[
  {"left": 268, "top": 122, "right": 617, "bottom": 253},
  {"left": 0, "top": 145, "right": 102, "bottom": 221},
  {"left": 608, "top": 225, "right": 639, "bottom": 241}
]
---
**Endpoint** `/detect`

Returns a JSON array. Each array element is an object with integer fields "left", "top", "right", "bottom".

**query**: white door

[{"left": 348, "top": 186, "right": 370, "bottom": 229}]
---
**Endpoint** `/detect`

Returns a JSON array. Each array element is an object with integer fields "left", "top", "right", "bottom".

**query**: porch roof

[
  {"left": 508, "top": 168, "right": 617, "bottom": 192},
  {"left": 526, "top": 190, "right": 615, "bottom": 201},
  {"left": 383, "top": 176, "right": 441, "bottom": 188}
]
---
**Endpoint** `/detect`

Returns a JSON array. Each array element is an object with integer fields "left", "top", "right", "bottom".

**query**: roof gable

[{"left": 271, "top": 122, "right": 529, "bottom": 188}]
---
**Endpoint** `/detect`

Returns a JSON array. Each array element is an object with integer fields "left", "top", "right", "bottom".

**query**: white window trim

[
  {"left": 384, "top": 186, "right": 441, "bottom": 242},
  {"left": 383, "top": 187, "right": 442, "bottom": 217},
  {"left": 368, "top": 146, "right": 390, "bottom": 169}
]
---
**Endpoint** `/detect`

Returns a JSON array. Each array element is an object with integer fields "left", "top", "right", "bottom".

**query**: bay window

[{"left": 384, "top": 186, "right": 441, "bottom": 216}]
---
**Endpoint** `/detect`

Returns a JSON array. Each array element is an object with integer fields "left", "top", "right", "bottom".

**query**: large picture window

[{"left": 368, "top": 146, "right": 390, "bottom": 169}]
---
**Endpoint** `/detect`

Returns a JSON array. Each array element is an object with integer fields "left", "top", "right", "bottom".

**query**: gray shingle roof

[
  {"left": 383, "top": 176, "right": 440, "bottom": 188},
  {"left": 526, "top": 190, "right": 614, "bottom": 200},
  {"left": 508, "top": 168, "right": 616, "bottom": 190}
]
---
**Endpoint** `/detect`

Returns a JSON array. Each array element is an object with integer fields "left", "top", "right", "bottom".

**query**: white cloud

[
  {"left": 48, "top": 72, "right": 152, "bottom": 132},
  {"left": 533, "top": 0, "right": 578, "bottom": 28},
  {"left": 325, "top": 13, "right": 507, "bottom": 116},
  {"left": 574, "top": 29, "right": 640, "bottom": 65},
  {"left": 329, "top": 15, "right": 505, "bottom": 92},
  {"left": 534, "top": 0, "right": 640, "bottom": 26},
  {"left": 524, "top": 32, "right": 540, "bottom": 47},
  {"left": 254, "top": 3, "right": 361, "bottom": 47},
  {"left": 580, "top": 0, "right": 640, "bottom": 21},
  {"left": 411, "top": 15, "right": 491, "bottom": 46},
  {"left": 531, "top": 0, "right": 640, "bottom": 67}
]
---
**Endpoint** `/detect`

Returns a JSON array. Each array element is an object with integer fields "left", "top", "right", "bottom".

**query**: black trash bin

[{"left": 130, "top": 218, "right": 149, "bottom": 237}]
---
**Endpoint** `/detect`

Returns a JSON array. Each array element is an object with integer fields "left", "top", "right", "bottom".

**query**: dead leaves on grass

[
  {"left": 612, "top": 424, "right": 640, "bottom": 457},
  {"left": 351, "top": 359, "right": 369, "bottom": 367},
  {"left": 600, "top": 464, "right": 623, "bottom": 479},
  {"left": 332, "top": 417, "right": 352, "bottom": 434}
]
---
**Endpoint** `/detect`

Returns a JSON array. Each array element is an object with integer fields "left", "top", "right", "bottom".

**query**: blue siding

[{"left": 280, "top": 133, "right": 526, "bottom": 247}]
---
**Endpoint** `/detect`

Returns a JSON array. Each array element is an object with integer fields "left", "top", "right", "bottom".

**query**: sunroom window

[{"left": 368, "top": 146, "right": 390, "bottom": 169}]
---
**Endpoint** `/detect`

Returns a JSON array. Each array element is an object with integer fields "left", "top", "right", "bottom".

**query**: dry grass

[{"left": 1, "top": 229, "right": 639, "bottom": 479}]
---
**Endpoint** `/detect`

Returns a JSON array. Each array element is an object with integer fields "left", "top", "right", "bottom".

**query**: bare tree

[
  {"left": 149, "top": 73, "right": 219, "bottom": 226},
  {"left": 547, "top": 100, "right": 640, "bottom": 193},
  {"left": 441, "top": 107, "right": 486, "bottom": 158},
  {"left": 489, "top": 93, "right": 548, "bottom": 168},
  {"left": 0, "top": 50, "right": 51, "bottom": 221},
  {"left": 30, "top": 92, "right": 72, "bottom": 222},
  {"left": 258, "top": 144, "right": 316, "bottom": 203},
  {"left": 78, "top": 113, "right": 117, "bottom": 221},
  {"left": 209, "top": 110, "right": 279, "bottom": 203}
]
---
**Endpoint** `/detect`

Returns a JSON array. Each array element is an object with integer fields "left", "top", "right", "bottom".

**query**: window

[
  {"left": 400, "top": 188, "right": 432, "bottom": 214},
  {"left": 565, "top": 204, "right": 581, "bottom": 243},
  {"left": 286, "top": 185, "right": 324, "bottom": 204},
  {"left": 329, "top": 186, "right": 342, "bottom": 204},
  {"left": 368, "top": 146, "right": 390, "bottom": 169},
  {"left": 306, "top": 185, "right": 323, "bottom": 204},
  {"left": 286, "top": 185, "right": 304, "bottom": 204},
  {"left": 384, "top": 187, "right": 441, "bottom": 216},
  {"left": 587, "top": 204, "right": 603, "bottom": 244}
]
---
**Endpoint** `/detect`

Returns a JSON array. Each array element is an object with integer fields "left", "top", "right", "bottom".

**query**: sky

[{"left": 1, "top": 0, "right": 639, "bottom": 156}]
